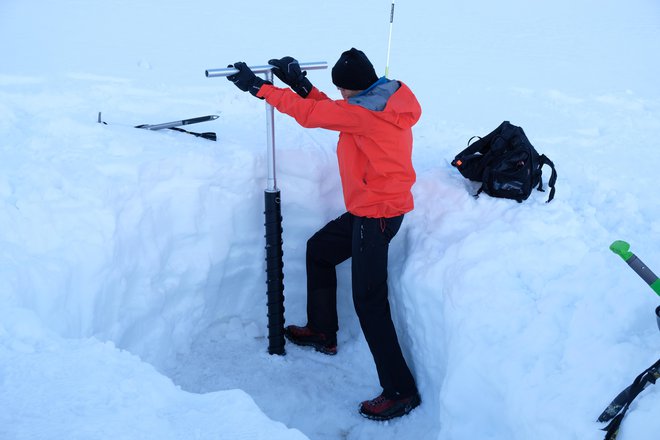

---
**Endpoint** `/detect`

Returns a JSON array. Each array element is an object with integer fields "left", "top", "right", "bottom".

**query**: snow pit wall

[{"left": 0, "top": 118, "right": 269, "bottom": 368}]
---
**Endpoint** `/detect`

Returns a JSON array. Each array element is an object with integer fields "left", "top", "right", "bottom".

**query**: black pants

[{"left": 306, "top": 212, "right": 417, "bottom": 397}]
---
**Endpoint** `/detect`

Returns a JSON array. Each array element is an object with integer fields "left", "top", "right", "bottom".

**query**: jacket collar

[{"left": 348, "top": 77, "right": 400, "bottom": 111}]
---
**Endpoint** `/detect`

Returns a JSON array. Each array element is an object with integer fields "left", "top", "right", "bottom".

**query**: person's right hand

[{"left": 226, "top": 62, "right": 270, "bottom": 98}]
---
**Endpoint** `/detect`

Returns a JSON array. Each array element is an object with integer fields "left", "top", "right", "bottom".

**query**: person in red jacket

[{"left": 227, "top": 48, "right": 421, "bottom": 421}]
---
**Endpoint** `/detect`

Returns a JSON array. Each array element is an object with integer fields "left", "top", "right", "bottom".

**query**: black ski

[{"left": 98, "top": 112, "right": 218, "bottom": 141}]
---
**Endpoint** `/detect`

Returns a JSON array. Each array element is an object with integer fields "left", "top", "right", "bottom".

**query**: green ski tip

[{"left": 610, "top": 240, "right": 633, "bottom": 261}]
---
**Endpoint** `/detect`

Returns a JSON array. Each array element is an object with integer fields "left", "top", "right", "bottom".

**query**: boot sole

[{"left": 284, "top": 334, "right": 337, "bottom": 356}]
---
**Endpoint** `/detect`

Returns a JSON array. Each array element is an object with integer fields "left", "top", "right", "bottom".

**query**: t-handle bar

[{"left": 205, "top": 62, "right": 328, "bottom": 78}]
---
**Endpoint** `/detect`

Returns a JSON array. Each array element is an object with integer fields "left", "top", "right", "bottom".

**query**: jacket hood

[{"left": 348, "top": 79, "right": 421, "bottom": 129}]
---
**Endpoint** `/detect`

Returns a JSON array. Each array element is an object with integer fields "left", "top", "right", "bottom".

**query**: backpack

[{"left": 451, "top": 121, "right": 557, "bottom": 203}]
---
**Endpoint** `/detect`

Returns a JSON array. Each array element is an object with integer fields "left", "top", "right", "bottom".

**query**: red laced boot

[
  {"left": 359, "top": 392, "right": 421, "bottom": 421},
  {"left": 284, "top": 325, "right": 337, "bottom": 355}
]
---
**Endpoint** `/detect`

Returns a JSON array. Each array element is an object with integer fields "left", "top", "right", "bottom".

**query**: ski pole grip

[
  {"left": 610, "top": 240, "right": 633, "bottom": 261},
  {"left": 205, "top": 61, "right": 327, "bottom": 78},
  {"left": 626, "top": 254, "right": 660, "bottom": 290}
]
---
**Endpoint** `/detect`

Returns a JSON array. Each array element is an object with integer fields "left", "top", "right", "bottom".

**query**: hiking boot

[
  {"left": 284, "top": 325, "right": 337, "bottom": 355},
  {"left": 358, "top": 392, "right": 421, "bottom": 421}
]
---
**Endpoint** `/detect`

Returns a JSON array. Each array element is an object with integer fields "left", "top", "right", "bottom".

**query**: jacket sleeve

[
  {"left": 257, "top": 84, "right": 371, "bottom": 134},
  {"left": 306, "top": 87, "right": 331, "bottom": 101}
]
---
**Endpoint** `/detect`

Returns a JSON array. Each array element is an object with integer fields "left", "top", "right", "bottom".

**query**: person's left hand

[
  {"left": 227, "top": 62, "right": 270, "bottom": 98},
  {"left": 268, "top": 56, "right": 313, "bottom": 98}
]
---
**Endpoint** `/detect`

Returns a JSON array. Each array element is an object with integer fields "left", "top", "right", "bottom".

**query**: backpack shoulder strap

[
  {"left": 452, "top": 135, "right": 484, "bottom": 165},
  {"left": 538, "top": 154, "right": 557, "bottom": 202}
]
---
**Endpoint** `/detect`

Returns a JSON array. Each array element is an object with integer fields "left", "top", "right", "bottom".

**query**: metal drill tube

[{"left": 264, "top": 70, "right": 277, "bottom": 192}]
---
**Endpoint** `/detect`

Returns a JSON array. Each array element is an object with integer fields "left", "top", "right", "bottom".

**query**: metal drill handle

[{"left": 205, "top": 62, "right": 328, "bottom": 78}]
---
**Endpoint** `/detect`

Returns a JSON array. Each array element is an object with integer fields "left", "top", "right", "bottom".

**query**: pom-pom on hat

[{"left": 331, "top": 48, "right": 379, "bottom": 91}]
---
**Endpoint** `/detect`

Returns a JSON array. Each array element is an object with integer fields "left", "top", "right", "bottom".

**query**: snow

[{"left": 1, "top": 0, "right": 660, "bottom": 439}]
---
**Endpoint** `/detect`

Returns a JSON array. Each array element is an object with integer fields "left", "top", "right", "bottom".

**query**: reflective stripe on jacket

[{"left": 257, "top": 80, "right": 421, "bottom": 218}]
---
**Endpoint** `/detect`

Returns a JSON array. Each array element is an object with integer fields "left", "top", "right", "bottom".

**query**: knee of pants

[
  {"left": 306, "top": 235, "right": 322, "bottom": 261},
  {"left": 353, "top": 282, "right": 389, "bottom": 314}
]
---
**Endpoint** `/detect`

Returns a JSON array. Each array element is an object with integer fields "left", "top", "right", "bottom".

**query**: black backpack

[{"left": 451, "top": 121, "right": 557, "bottom": 203}]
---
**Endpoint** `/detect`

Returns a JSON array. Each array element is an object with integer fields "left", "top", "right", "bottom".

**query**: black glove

[
  {"left": 268, "top": 56, "right": 313, "bottom": 98},
  {"left": 227, "top": 62, "right": 271, "bottom": 98}
]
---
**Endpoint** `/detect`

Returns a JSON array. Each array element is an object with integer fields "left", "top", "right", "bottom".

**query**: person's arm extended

[
  {"left": 258, "top": 84, "right": 368, "bottom": 133},
  {"left": 305, "top": 87, "right": 331, "bottom": 101}
]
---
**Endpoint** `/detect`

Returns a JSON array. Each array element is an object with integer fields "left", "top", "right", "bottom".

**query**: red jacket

[{"left": 258, "top": 80, "right": 421, "bottom": 218}]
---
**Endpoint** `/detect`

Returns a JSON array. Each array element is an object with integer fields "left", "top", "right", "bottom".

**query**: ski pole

[
  {"left": 610, "top": 240, "right": 660, "bottom": 296},
  {"left": 385, "top": 1, "right": 395, "bottom": 77},
  {"left": 136, "top": 115, "right": 219, "bottom": 130},
  {"left": 98, "top": 112, "right": 218, "bottom": 141}
]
